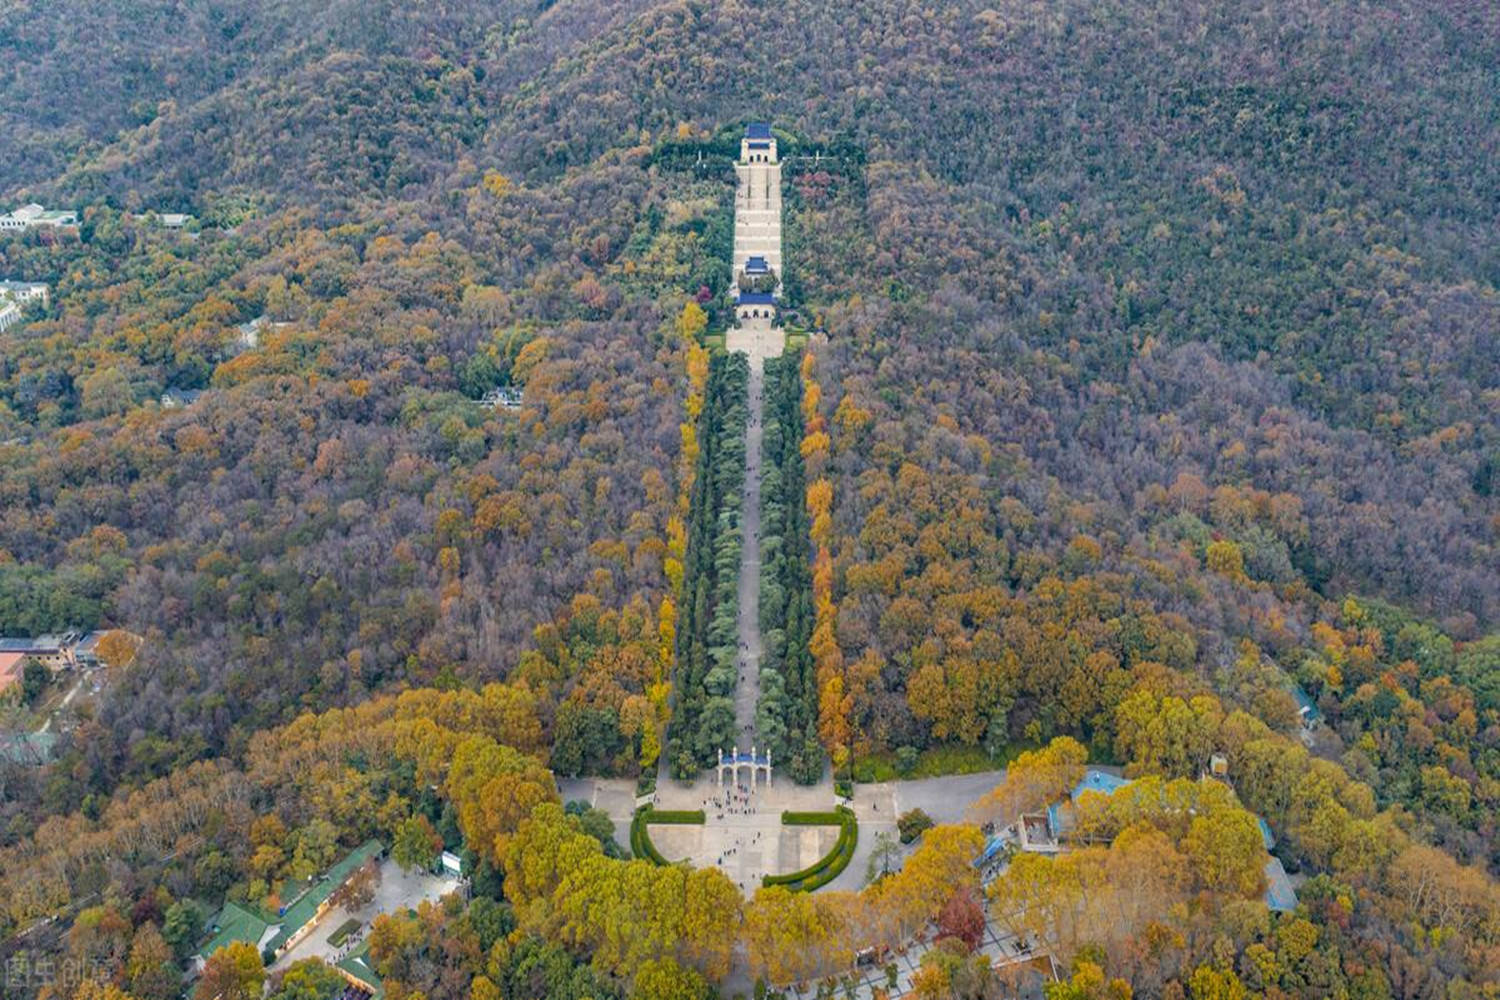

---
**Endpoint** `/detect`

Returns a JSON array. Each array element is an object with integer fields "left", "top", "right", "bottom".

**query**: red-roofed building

[{"left": 0, "top": 651, "right": 26, "bottom": 704}]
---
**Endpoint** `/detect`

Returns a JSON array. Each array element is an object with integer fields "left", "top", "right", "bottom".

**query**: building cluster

[
  {"left": 130, "top": 211, "right": 195, "bottom": 230},
  {"left": 977, "top": 767, "right": 1300, "bottom": 914},
  {"left": 160, "top": 387, "right": 206, "bottom": 409},
  {"left": 196, "top": 842, "right": 464, "bottom": 999},
  {"left": 0, "top": 630, "right": 116, "bottom": 704},
  {"left": 0, "top": 280, "right": 49, "bottom": 332},
  {"left": 197, "top": 840, "right": 386, "bottom": 970},
  {"left": 733, "top": 123, "right": 783, "bottom": 323},
  {"left": 480, "top": 386, "right": 523, "bottom": 410},
  {"left": 0, "top": 204, "right": 78, "bottom": 231}
]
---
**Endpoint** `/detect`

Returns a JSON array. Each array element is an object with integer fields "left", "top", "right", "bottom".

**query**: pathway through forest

[
  {"left": 726, "top": 123, "right": 784, "bottom": 751},
  {"left": 733, "top": 359, "right": 766, "bottom": 741}
]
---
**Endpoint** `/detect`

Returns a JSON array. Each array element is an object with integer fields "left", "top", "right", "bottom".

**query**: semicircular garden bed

[
  {"left": 762, "top": 806, "right": 858, "bottom": 892},
  {"left": 629, "top": 807, "right": 706, "bottom": 865},
  {"left": 632, "top": 804, "right": 857, "bottom": 892}
]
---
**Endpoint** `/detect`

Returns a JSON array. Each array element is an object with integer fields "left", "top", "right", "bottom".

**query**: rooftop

[
  {"left": 975, "top": 832, "right": 1012, "bottom": 867},
  {"left": 0, "top": 651, "right": 25, "bottom": 694},
  {"left": 1047, "top": 769, "right": 1132, "bottom": 835},
  {"left": 337, "top": 941, "right": 384, "bottom": 998},
  {"left": 1072, "top": 770, "right": 1131, "bottom": 800},
  {"left": 200, "top": 900, "right": 271, "bottom": 960},
  {"left": 263, "top": 839, "right": 384, "bottom": 953},
  {"left": 745, "top": 255, "right": 770, "bottom": 273},
  {"left": 0, "top": 636, "right": 71, "bottom": 653},
  {"left": 161, "top": 388, "right": 206, "bottom": 408},
  {"left": 2, "top": 204, "right": 76, "bottom": 223},
  {"left": 745, "top": 122, "right": 773, "bottom": 140},
  {"left": 1291, "top": 683, "right": 1322, "bottom": 722},
  {"left": 1265, "top": 856, "right": 1298, "bottom": 912},
  {"left": 75, "top": 631, "right": 106, "bottom": 655},
  {"left": 481, "top": 386, "right": 524, "bottom": 409},
  {"left": 1257, "top": 816, "right": 1276, "bottom": 851},
  {"left": 738, "top": 291, "right": 776, "bottom": 305}
]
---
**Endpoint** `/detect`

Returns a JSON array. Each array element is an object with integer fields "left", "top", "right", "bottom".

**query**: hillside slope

[{"left": 0, "top": 1, "right": 1498, "bottom": 995}]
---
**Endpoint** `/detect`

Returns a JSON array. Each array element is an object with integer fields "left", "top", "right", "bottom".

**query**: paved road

[
  {"left": 824, "top": 769, "right": 1009, "bottom": 893},
  {"left": 733, "top": 361, "right": 767, "bottom": 741},
  {"left": 893, "top": 770, "right": 1010, "bottom": 825},
  {"left": 37, "top": 669, "right": 92, "bottom": 734},
  {"left": 727, "top": 143, "right": 783, "bottom": 744}
]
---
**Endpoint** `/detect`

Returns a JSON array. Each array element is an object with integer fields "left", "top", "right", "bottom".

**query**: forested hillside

[{"left": 2, "top": 0, "right": 1498, "bottom": 997}]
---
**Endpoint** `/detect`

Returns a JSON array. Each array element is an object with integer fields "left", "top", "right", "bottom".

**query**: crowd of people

[{"left": 701, "top": 782, "right": 770, "bottom": 892}]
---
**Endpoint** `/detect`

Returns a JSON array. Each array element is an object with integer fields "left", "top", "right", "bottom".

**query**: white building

[
  {"left": 0, "top": 204, "right": 78, "bottom": 231},
  {"left": 160, "top": 388, "right": 205, "bottom": 409},
  {"left": 740, "top": 122, "right": 778, "bottom": 164},
  {"left": 234, "top": 315, "right": 289, "bottom": 349},
  {"left": 132, "top": 212, "right": 193, "bottom": 229},
  {"left": 480, "top": 386, "right": 523, "bottom": 410},
  {"left": 0, "top": 281, "right": 48, "bottom": 332},
  {"left": 0, "top": 281, "right": 49, "bottom": 306}
]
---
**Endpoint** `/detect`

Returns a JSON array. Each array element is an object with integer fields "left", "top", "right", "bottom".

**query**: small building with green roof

[
  {"left": 336, "top": 940, "right": 384, "bottom": 999},
  {"left": 264, "top": 839, "right": 385, "bottom": 955},
  {"left": 197, "top": 840, "right": 385, "bottom": 966},
  {"left": 197, "top": 901, "right": 274, "bottom": 967}
]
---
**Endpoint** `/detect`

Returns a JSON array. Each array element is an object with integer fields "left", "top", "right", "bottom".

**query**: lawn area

[
  {"left": 852, "top": 743, "right": 1038, "bottom": 782},
  {"left": 328, "top": 918, "right": 361, "bottom": 947}
]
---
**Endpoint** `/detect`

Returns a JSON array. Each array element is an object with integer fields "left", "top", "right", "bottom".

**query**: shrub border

[
  {"left": 631, "top": 807, "right": 706, "bottom": 865},
  {"left": 327, "top": 918, "right": 361, "bottom": 947},
  {"left": 762, "top": 806, "right": 858, "bottom": 891}
]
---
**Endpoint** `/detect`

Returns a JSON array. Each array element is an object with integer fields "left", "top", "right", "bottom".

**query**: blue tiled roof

[
  {"left": 1072, "top": 770, "right": 1130, "bottom": 800},
  {"left": 1291, "top": 683, "right": 1322, "bottom": 721},
  {"left": 746, "top": 256, "right": 769, "bottom": 272},
  {"left": 1265, "top": 856, "right": 1298, "bottom": 912},
  {"left": 746, "top": 123, "right": 772, "bottom": 139},
  {"left": 974, "top": 833, "right": 1009, "bottom": 867},
  {"left": 738, "top": 292, "right": 775, "bottom": 305},
  {"left": 1257, "top": 816, "right": 1276, "bottom": 851}
]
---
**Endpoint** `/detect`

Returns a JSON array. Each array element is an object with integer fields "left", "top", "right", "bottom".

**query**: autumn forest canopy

[{"left": 0, "top": 1, "right": 1498, "bottom": 999}]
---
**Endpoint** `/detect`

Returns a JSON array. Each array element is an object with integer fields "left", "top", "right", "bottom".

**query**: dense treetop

[{"left": 1, "top": 0, "right": 1498, "bottom": 997}]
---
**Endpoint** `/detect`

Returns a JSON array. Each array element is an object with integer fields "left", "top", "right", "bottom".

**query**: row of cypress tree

[
  {"left": 755, "top": 352, "right": 823, "bottom": 783},
  {"left": 668, "top": 352, "right": 750, "bottom": 778}
]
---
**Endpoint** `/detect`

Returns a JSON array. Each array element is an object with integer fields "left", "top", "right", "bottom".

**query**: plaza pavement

[{"left": 558, "top": 768, "right": 1010, "bottom": 895}]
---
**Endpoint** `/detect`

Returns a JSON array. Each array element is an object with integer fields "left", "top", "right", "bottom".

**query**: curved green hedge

[
  {"left": 631, "top": 807, "right": 706, "bottom": 866},
  {"left": 648, "top": 809, "right": 708, "bottom": 823},
  {"left": 763, "top": 806, "right": 858, "bottom": 891},
  {"left": 782, "top": 809, "right": 850, "bottom": 825}
]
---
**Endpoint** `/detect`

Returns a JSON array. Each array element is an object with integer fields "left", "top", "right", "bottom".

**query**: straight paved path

[{"left": 733, "top": 359, "right": 766, "bottom": 740}]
